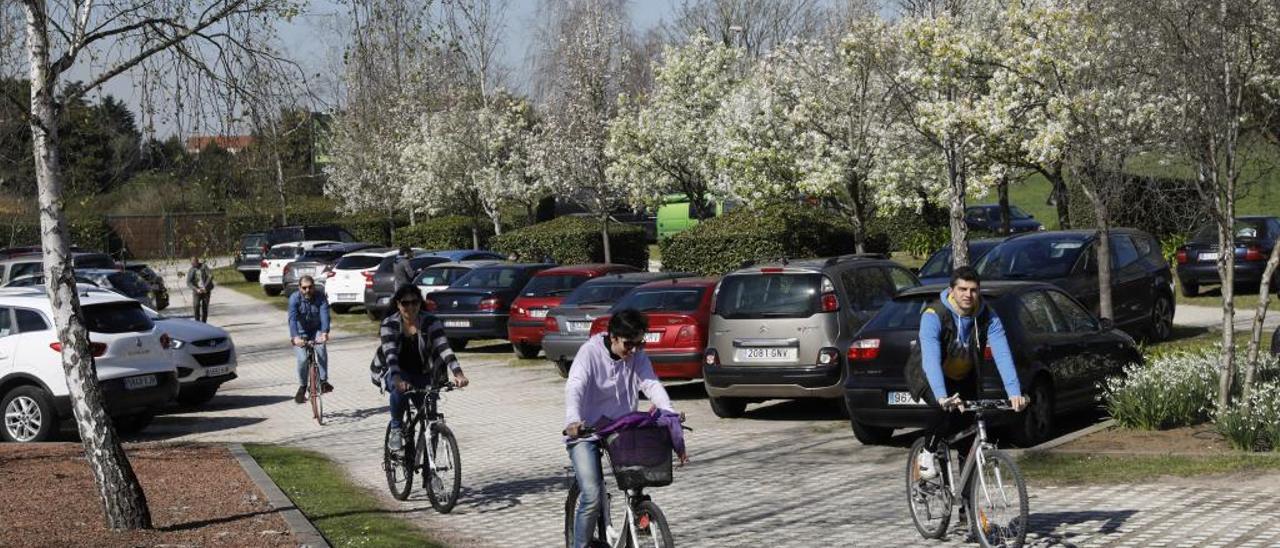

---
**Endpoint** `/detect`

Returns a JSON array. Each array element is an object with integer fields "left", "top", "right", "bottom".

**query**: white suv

[
  {"left": 324, "top": 248, "right": 400, "bottom": 313},
  {"left": 143, "top": 305, "right": 237, "bottom": 406},
  {"left": 0, "top": 286, "right": 178, "bottom": 442},
  {"left": 259, "top": 240, "right": 341, "bottom": 296}
]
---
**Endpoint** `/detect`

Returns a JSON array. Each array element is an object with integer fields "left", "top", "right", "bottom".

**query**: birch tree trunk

[
  {"left": 21, "top": 1, "right": 152, "bottom": 530},
  {"left": 1243, "top": 237, "right": 1280, "bottom": 397},
  {"left": 1080, "top": 183, "right": 1114, "bottom": 321},
  {"left": 944, "top": 143, "right": 969, "bottom": 268}
]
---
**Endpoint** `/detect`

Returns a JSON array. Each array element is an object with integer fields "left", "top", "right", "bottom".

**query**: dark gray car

[
  {"left": 282, "top": 242, "right": 379, "bottom": 296},
  {"left": 234, "top": 232, "right": 267, "bottom": 282},
  {"left": 542, "top": 272, "right": 695, "bottom": 376}
]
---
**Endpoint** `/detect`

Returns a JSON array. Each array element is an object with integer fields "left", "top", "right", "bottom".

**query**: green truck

[{"left": 656, "top": 194, "right": 735, "bottom": 240}]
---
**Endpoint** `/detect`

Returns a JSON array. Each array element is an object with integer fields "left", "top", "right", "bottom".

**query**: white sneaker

[
  {"left": 388, "top": 428, "right": 403, "bottom": 452},
  {"left": 918, "top": 448, "right": 938, "bottom": 480}
]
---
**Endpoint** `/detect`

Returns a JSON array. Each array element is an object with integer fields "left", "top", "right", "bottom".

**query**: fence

[{"left": 106, "top": 212, "right": 231, "bottom": 259}]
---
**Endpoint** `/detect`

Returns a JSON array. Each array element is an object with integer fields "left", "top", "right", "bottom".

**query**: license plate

[
  {"left": 887, "top": 391, "right": 927, "bottom": 406},
  {"left": 206, "top": 365, "right": 231, "bottom": 377},
  {"left": 337, "top": 293, "right": 358, "bottom": 301},
  {"left": 567, "top": 321, "right": 592, "bottom": 332},
  {"left": 530, "top": 309, "right": 549, "bottom": 318},
  {"left": 267, "top": 275, "right": 281, "bottom": 282},
  {"left": 1199, "top": 252, "right": 1219, "bottom": 262},
  {"left": 644, "top": 331, "right": 662, "bottom": 343},
  {"left": 124, "top": 375, "right": 157, "bottom": 390},
  {"left": 298, "top": 268, "right": 314, "bottom": 276},
  {"left": 735, "top": 347, "right": 797, "bottom": 362},
  {"left": 444, "top": 320, "right": 471, "bottom": 328}
]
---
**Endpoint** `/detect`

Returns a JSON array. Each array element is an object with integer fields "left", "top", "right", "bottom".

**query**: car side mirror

[{"left": 1098, "top": 318, "right": 1115, "bottom": 332}]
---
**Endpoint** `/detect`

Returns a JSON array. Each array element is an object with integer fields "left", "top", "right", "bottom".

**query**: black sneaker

[
  {"left": 321, "top": 382, "right": 334, "bottom": 394},
  {"left": 294, "top": 386, "right": 307, "bottom": 404}
]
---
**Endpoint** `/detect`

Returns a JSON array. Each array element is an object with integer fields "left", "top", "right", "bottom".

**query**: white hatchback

[
  {"left": 259, "top": 240, "right": 341, "bottom": 296},
  {"left": 0, "top": 286, "right": 179, "bottom": 442},
  {"left": 325, "top": 249, "right": 401, "bottom": 313}
]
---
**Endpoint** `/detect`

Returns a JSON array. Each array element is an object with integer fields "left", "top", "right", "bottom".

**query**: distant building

[{"left": 185, "top": 135, "right": 255, "bottom": 155}]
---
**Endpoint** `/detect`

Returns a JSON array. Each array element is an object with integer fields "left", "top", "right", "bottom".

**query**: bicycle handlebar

[
  {"left": 399, "top": 382, "right": 455, "bottom": 395},
  {"left": 960, "top": 399, "right": 1021, "bottom": 411}
]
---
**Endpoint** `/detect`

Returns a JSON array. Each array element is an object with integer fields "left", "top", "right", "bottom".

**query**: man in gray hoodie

[
  {"left": 392, "top": 246, "right": 416, "bottom": 290},
  {"left": 563, "top": 309, "right": 682, "bottom": 548},
  {"left": 186, "top": 256, "right": 214, "bottom": 322}
]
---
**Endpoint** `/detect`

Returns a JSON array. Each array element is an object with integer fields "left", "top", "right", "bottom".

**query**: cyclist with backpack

[{"left": 910, "top": 266, "right": 1027, "bottom": 482}]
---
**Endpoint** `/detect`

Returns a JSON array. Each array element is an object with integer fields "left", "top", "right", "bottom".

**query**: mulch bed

[
  {"left": 1055, "top": 423, "right": 1233, "bottom": 454},
  {"left": 0, "top": 442, "right": 296, "bottom": 547}
]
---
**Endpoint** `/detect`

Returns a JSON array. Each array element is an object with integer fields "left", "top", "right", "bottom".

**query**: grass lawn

[
  {"left": 891, "top": 251, "right": 928, "bottom": 271},
  {"left": 213, "top": 266, "right": 380, "bottom": 337},
  {"left": 1019, "top": 452, "right": 1280, "bottom": 486},
  {"left": 245, "top": 444, "right": 443, "bottom": 548}
]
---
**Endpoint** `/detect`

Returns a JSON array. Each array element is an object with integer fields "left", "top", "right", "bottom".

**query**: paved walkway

[{"left": 137, "top": 281, "right": 1280, "bottom": 547}]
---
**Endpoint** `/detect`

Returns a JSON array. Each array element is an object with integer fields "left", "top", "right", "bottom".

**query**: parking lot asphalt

[{"left": 123, "top": 276, "right": 1280, "bottom": 547}]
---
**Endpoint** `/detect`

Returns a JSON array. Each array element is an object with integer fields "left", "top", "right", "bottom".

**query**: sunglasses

[
  {"left": 398, "top": 299, "right": 421, "bottom": 307},
  {"left": 615, "top": 337, "right": 646, "bottom": 350}
]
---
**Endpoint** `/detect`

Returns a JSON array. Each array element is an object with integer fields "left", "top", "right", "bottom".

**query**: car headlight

[{"left": 168, "top": 338, "right": 187, "bottom": 349}]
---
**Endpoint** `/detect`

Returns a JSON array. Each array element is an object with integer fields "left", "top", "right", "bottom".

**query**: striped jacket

[{"left": 379, "top": 311, "right": 461, "bottom": 382}]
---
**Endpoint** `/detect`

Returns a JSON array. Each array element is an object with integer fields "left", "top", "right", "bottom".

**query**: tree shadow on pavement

[
  {"left": 447, "top": 474, "right": 567, "bottom": 514},
  {"left": 1024, "top": 509, "right": 1139, "bottom": 547},
  {"left": 160, "top": 394, "right": 293, "bottom": 414},
  {"left": 322, "top": 405, "right": 392, "bottom": 426}
]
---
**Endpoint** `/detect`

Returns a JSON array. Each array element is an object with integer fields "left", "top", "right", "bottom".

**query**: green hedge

[
  {"left": 864, "top": 204, "right": 951, "bottom": 257},
  {"left": 491, "top": 216, "right": 648, "bottom": 269},
  {"left": 395, "top": 216, "right": 494, "bottom": 250},
  {"left": 1067, "top": 170, "right": 1205, "bottom": 238},
  {"left": 659, "top": 203, "right": 856, "bottom": 276}
]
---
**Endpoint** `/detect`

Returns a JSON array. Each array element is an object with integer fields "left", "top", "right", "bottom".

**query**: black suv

[
  {"left": 234, "top": 232, "right": 267, "bottom": 281},
  {"left": 975, "top": 229, "right": 1175, "bottom": 341}
]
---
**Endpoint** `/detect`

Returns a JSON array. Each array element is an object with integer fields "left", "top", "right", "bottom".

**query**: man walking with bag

[{"left": 187, "top": 256, "right": 215, "bottom": 322}]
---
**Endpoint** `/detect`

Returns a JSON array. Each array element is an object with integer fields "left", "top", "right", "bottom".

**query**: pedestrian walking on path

[
  {"left": 393, "top": 246, "right": 416, "bottom": 291},
  {"left": 187, "top": 256, "right": 215, "bottom": 322}
]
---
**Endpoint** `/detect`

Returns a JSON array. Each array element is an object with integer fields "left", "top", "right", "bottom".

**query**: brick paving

[{"left": 138, "top": 279, "right": 1280, "bottom": 547}]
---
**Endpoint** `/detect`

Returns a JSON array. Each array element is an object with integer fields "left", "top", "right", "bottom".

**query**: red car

[
  {"left": 508, "top": 263, "right": 640, "bottom": 358},
  {"left": 589, "top": 277, "right": 719, "bottom": 380}
]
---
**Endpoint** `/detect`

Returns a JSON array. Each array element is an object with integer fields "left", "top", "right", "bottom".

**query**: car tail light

[
  {"left": 675, "top": 324, "right": 697, "bottom": 344},
  {"left": 283, "top": 264, "right": 292, "bottom": 275},
  {"left": 544, "top": 316, "right": 558, "bottom": 332},
  {"left": 160, "top": 333, "right": 172, "bottom": 350},
  {"left": 511, "top": 305, "right": 525, "bottom": 317},
  {"left": 817, "top": 347, "right": 840, "bottom": 365},
  {"left": 324, "top": 268, "right": 336, "bottom": 278},
  {"left": 479, "top": 297, "right": 502, "bottom": 311},
  {"left": 1244, "top": 245, "right": 1265, "bottom": 262},
  {"left": 260, "top": 259, "right": 268, "bottom": 268},
  {"left": 847, "top": 339, "right": 881, "bottom": 361},
  {"left": 819, "top": 277, "right": 839, "bottom": 312},
  {"left": 1175, "top": 248, "right": 1188, "bottom": 264},
  {"left": 704, "top": 348, "right": 720, "bottom": 366},
  {"left": 424, "top": 297, "right": 438, "bottom": 312},
  {"left": 50, "top": 341, "right": 107, "bottom": 357},
  {"left": 363, "top": 271, "right": 375, "bottom": 289},
  {"left": 761, "top": 267, "right": 784, "bottom": 273},
  {"left": 983, "top": 345, "right": 993, "bottom": 361},
  {"left": 590, "top": 317, "right": 609, "bottom": 335}
]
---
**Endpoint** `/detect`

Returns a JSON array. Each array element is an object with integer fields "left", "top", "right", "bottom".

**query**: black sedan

[
  {"left": 1175, "top": 216, "right": 1280, "bottom": 297},
  {"left": 124, "top": 263, "right": 169, "bottom": 310},
  {"left": 364, "top": 249, "right": 509, "bottom": 320},
  {"left": 842, "top": 282, "right": 1141, "bottom": 446},
  {"left": 916, "top": 238, "right": 1005, "bottom": 285},
  {"left": 425, "top": 263, "right": 555, "bottom": 350},
  {"left": 964, "top": 204, "right": 1044, "bottom": 234}
]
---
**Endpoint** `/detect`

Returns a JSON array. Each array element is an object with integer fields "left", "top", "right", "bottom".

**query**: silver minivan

[{"left": 702, "top": 256, "right": 919, "bottom": 418}]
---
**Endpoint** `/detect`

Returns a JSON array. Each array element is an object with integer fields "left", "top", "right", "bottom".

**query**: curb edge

[{"left": 229, "top": 443, "right": 331, "bottom": 548}]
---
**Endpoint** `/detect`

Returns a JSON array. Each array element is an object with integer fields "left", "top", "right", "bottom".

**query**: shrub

[
  {"left": 864, "top": 205, "right": 949, "bottom": 256},
  {"left": 491, "top": 216, "right": 647, "bottom": 269},
  {"left": 658, "top": 202, "right": 855, "bottom": 276},
  {"left": 1215, "top": 381, "right": 1280, "bottom": 451},
  {"left": 396, "top": 216, "right": 494, "bottom": 251},
  {"left": 1104, "top": 347, "right": 1221, "bottom": 430}
]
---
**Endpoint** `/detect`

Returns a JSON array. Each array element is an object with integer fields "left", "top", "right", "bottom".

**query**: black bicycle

[
  {"left": 906, "top": 399, "right": 1029, "bottom": 548},
  {"left": 564, "top": 425, "right": 678, "bottom": 548},
  {"left": 383, "top": 382, "right": 462, "bottom": 513}
]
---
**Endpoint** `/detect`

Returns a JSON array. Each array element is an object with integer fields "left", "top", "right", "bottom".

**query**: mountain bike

[
  {"left": 564, "top": 425, "right": 677, "bottom": 548},
  {"left": 300, "top": 339, "right": 325, "bottom": 426},
  {"left": 906, "top": 399, "right": 1029, "bottom": 548},
  {"left": 383, "top": 382, "right": 461, "bottom": 513}
]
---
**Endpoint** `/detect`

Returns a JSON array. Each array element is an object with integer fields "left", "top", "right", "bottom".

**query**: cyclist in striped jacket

[{"left": 380, "top": 284, "right": 469, "bottom": 451}]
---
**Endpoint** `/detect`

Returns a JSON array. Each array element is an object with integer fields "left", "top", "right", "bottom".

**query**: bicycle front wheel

[
  {"left": 969, "top": 449, "right": 1029, "bottom": 548},
  {"left": 634, "top": 500, "right": 673, "bottom": 548},
  {"left": 425, "top": 423, "right": 462, "bottom": 513},
  {"left": 384, "top": 422, "right": 414, "bottom": 500},
  {"left": 906, "top": 437, "right": 952, "bottom": 539},
  {"left": 308, "top": 361, "right": 323, "bottom": 425}
]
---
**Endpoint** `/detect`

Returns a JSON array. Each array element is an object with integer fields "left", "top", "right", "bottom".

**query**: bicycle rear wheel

[
  {"left": 425, "top": 423, "right": 462, "bottom": 513},
  {"left": 906, "top": 436, "right": 952, "bottom": 539},
  {"left": 633, "top": 500, "right": 673, "bottom": 548},
  {"left": 384, "top": 422, "right": 414, "bottom": 500},
  {"left": 969, "top": 449, "right": 1028, "bottom": 548},
  {"left": 308, "top": 359, "right": 323, "bottom": 425}
]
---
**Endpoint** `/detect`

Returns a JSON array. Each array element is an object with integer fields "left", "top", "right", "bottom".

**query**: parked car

[
  {"left": 587, "top": 277, "right": 720, "bottom": 380},
  {"left": 702, "top": 255, "right": 920, "bottom": 418},
  {"left": 0, "top": 286, "right": 178, "bottom": 442},
  {"left": 281, "top": 242, "right": 380, "bottom": 296},
  {"left": 1175, "top": 216, "right": 1280, "bottom": 297},
  {"left": 52, "top": 268, "right": 156, "bottom": 309},
  {"left": 4, "top": 273, "right": 99, "bottom": 288},
  {"left": 507, "top": 263, "right": 641, "bottom": 359},
  {"left": 259, "top": 241, "right": 342, "bottom": 296},
  {"left": 542, "top": 272, "right": 695, "bottom": 377},
  {"left": 964, "top": 204, "right": 1044, "bottom": 234},
  {"left": 234, "top": 231, "right": 268, "bottom": 282},
  {"left": 415, "top": 261, "right": 504, "bottom": 297},
  {"left": 141, "top": 302, "right": 237, "bottom": 406},
  {"left": 324, "top": 247, "right": 395, "bottom": 313},
  {"left": 364, "top": 250, "right": 509, "bottom": 320},
  {"left": 975, "top": 229, "right": 1175, "bottom": 341},
  {"left": 264, "top": 225, "right": 357, "bottom": 247},
  {"left": 843, "top": 282, "right": 1141, "bottom": 446},
  {"left": 426, "top": 263, "right": 555, "bottom": 350},
  {"left": 915, "top": 238, "right": 1006, "bottom": 285},
  {"left": 124, "top": 263, "right": 169, "bottom": 310},
  {"left": 0, "top": 251, "right": 118, "bottom": 285}
]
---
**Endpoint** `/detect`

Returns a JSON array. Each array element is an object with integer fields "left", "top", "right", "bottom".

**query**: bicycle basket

[{"left": 603, "top": 426, "right": 673, "bottom": 489}]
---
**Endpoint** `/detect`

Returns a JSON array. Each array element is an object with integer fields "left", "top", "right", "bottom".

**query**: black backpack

[{"left": 903, "top": 300, "right": 989, "bottom": 400}]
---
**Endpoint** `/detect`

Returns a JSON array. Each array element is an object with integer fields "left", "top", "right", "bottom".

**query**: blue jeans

[
  {"left": 568, "top": 440, "right": 606, "bottom": 548},
  {"left": 294, "top": 342, "right": 328, "bottom": 387},
  {"left": 388, "top": 370, "right": 432, "bottom": 430}
]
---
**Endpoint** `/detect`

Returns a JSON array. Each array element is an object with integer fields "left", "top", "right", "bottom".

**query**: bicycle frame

[
  {"left": 582, "top": 442, "right": 649, "bottom": 548},
  {"left": 403, "top": 387, "right": 448, "bottom": 478}
]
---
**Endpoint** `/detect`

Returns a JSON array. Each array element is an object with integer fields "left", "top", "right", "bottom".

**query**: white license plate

[
  {"left": 530, "top": 309, "right": 549, "bottom": 318},
  {"left": 444, "top": 320, "right": 471, "bottom": 328},
  {"left": 644, "top": 331, "right": 662, "bottom": 343},
  {"left": 1199, "top": 252, "right": 1219, "bottom": 262},
  {"left": 735, "top": 347, "right": 797, "bottom": 362},
  {"left": 206, "top": 365, "right": 231, "bottom": 377},
  {"left": 337, "top": 293, "right": 358, "bottom": 301},
  {"left": 267, "top": 275, "right": 281, "bottom": 282},
  {"left": 567, "top": 321, "right": 592, "bottom": 332},
  {"left": 297, "top": 268, "right": 315, "bottom": 277},
  {"left": 124, "top": 375, "right": 157, "bottom": 390},
  {"left": 887, "top": 391, "right": 927, "bottom": 406}
]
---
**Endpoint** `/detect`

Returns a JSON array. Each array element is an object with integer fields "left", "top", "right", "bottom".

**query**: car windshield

[
  {"left": 335, "top": 255, "right": 384, "bottom": 269},
  {"left": 241, "top": 234, "right": 266, "bottom": 249},
  {"left": 612, "top": 288, "right": 706, "bottom": 312},
  {"left": 863, "top": 297, "right": 931, "bottom": 331},
  {"left": 562, "top": 283, "right": 638, "bottom": 306},
  {"left": 918, "top": 248, "right": 952, "bottom": 278},
  {"left": 267, "top": 246, "right": 301, "bottom": 259},
  {"left": 107, "top": 272, "right": 151, "bottom": 296},
  {"left": 1193, "top": 219, "right": 1269, "bottom": 242},
  {"left": 416, "top": 267, "right": 468, "bottom": 286},
  {"left": 300, "top": 249, "right": 344, "bottom": 262},
  {"left": 521, "top": 274, "right": 588, "bottom": 297},
  {"left": 976, "top": 237, "right": 1087, "bottom": 279},
  {"left": 82, "top": 302, "right": 153, "bottom": 333},
  {"left": 452, "top": 267, "right": 522, "bottom": 289},
  {"left": 714, "top": 273, "right": 822, "bottom": 319},
  {"left": 8, "top": 262, "right": 42, "bottom": 280}
]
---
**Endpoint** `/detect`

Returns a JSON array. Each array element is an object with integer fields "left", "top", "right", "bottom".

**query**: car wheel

[
  {"left": 513, "top": 343, "right": 540, "bottom": 360},
  {"left": 447, "top": 338, "right": 468, "bottom": 352},
  {"left": 555, "top": 359, "right": 570, "bottom": 378},
  {"left": 332, "top": 304, "right": 351, "bottom": 314},
  {"left": 1011, "top": 381, "right": 1054, "bottom": 447},
  {"left": 242, "top": 271, "right": 260, "bottom": 282},
  {"left": 264, "top": 286, "right": 282, "bottom": 297},
  {"left": 113, "top": 412, "right": 155, "bottom": 437},
  {"left": 708, "top": 395, "right": 747, "bottom": 418},
  {"left": 1147, "top": 295, "right": 1174, "bottom": 342},
  {"left": 849, "top": 419, "right": 893, "bottom": 445},
  {"left": 177, "top": 385, "right": 219, "bottom": 406},
  {"left": 1179, "top": 280, "right": 1198, "bottom": 298},
  {"left": 1, "top": 386, "right": 58, "bottom": 443}
]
